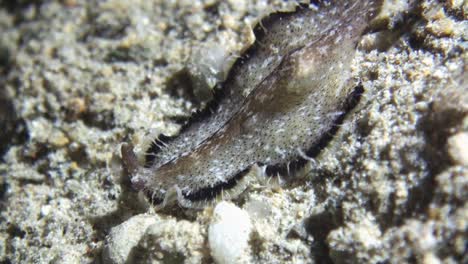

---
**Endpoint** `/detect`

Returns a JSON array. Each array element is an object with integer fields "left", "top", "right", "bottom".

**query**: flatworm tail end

[
  {"left": 121, "top": 143, "right": 137, "bottom": 174},
  {"left": 121, "top": 143, "right": 147, "bottom": 191}
]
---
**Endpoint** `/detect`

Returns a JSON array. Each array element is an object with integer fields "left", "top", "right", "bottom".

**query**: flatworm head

[{"left": 122, "top": 0, "right": 383, "bottom": 209}]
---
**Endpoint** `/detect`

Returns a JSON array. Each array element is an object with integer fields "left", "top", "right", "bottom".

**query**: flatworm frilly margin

[{"left": 121, "top": 0, "right": 383, "bottom": 209}]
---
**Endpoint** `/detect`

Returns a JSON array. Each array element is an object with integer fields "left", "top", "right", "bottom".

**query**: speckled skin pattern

[{"left": 122, "top": 0, "right": 383, "bottom": 208}]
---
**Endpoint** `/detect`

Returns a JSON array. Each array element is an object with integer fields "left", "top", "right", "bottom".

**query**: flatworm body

[{"left": 122, "top": 0, "right": 382, "bottom": 209}]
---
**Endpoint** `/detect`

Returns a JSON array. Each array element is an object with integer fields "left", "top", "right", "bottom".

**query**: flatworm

[{"left": 121, "top": 0, "right": 383, "bottom": 209}]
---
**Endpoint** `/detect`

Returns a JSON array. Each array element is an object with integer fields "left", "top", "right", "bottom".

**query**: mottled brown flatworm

[{"left": 121, "top": 0, "right": 383, "bottom": 209}]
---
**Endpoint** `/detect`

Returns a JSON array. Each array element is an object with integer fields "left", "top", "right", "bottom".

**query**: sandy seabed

[{"left": 0, "top": 0, "right": 466, "bottom": 263}]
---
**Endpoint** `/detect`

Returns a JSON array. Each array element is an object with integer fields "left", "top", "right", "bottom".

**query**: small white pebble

[
  {"left": 422, "top": 252, "right": 442, "bottom": 264},
  {"left": 447, "top": 132, "right": 468, "bottom": 166},
  {"left": 209, "top": 202, "right": 252, "bottom": 264},
  {"left": 102, "top": 214, "right": 158, "bottom": 264}
]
